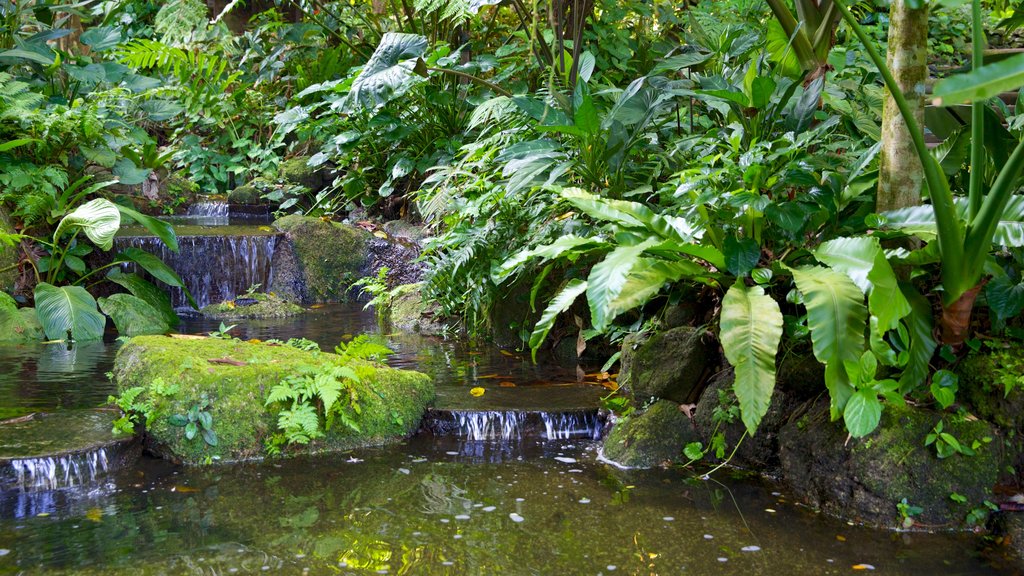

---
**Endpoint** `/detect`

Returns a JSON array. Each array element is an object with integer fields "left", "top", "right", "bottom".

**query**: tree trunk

[{"left": 876, "top": 0, "right": 928, "bottom": 213}]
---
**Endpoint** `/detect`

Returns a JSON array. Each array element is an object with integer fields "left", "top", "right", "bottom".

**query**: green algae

[{"left": 273, "top": 215, "right": 370, "bottom": 303}]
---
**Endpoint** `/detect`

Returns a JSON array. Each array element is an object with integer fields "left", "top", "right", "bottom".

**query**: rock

[
  {"left": 269, "top": 215, "right": 370, "bottom": 304},
  {"left": 278, "top": 156, "right": 328, "bottom": 193},
  {"left": 693, "top": 367, "right": 799, "bottom": 474},
  {"left": 996, "top": 512, "right": 1024, "bottom": 565},
  {"left": 0, "top": 293, "right": 43, "bottom": 342},
  {"left": 778, "top": 403, "right": 1001, "bottom": 528},
  {"left": 112, "top": 335, "right": 434, "bottom": 464},
  {"left": 388, "top": 283, "right": 448, "bottom": 335},
  {"left": 200, "top": 292, "right": 304, "bottom": 320},
  {"left": 382, "top": 219, "right": 428, "bottom": 243},
  {"left": 620, "top": 326, "right": 715, "bottom": 404},
  {"left": 957, "top": 345, "right": 1024, "bottom": 433},
  {"left": 366, "top": 237, "right": 424, "bottom": 288},
  {"left": 601, "top": 400, "right": 701, "bottom": 468},
  {"left": 228, "top": 182, "right": 264, "bottom": 205}
]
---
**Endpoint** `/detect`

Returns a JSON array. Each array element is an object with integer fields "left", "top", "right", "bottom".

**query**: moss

[
  {"left": 957, "top": 344, "right": 1024, "bottom": 432},
  {"left": 272, "top": 215, "right": 370, "bottom": 303},
  {"left": 0, "top": 294, "right": 43, "bottom": 342},
  {"left": 200, "top": 292, "right": 304, "bottom": 320},
  {"left": 112, "top": 335, "right": 434, "bottom": 465},
  {"left": 0, "top": 207, "right": 18, "bottom": 292},
  {"left": 278, "top": 156, "right": 322, "bottom": 191},
  {"left": 601, "top": 400, "right": 700, "bottom": 468},
  {"left": 620, "top": 326, "right": 714, "bottom": 404},
  {"left": 228, "top": 184, "right": 262, "bottom": 205},
  {"left": 387, "top": 283, "right": 448, "bottom": 335}
]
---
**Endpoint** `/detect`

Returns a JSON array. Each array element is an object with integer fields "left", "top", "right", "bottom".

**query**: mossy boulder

[
  {"left": 112, "top": 335, "right": 434, "bottom": 464},
  {"left": 620, "top": 326, "right": 715, "bottom": 404},
  {"left": 779, "top": 403, "right": 1002, "bottom": 528},
  {"left": 957, "top": 344, "right": 1024, "bottom": 433},
  {"left": 387, "top": 283, "right": 448, "bottom": 335},
  {"left": 200, "top": 292, "right": 304, "bottom": 320},
  {"left": 278, "top": 156, "right": 327, "bottom": 192},
  {"left": 269, "top": 215, "right": 371, "bottom": 303},
  {"left": 601, "top": 400, "right": 701, "bottom": 468},
  {"left": 228, "top": 181, "right": 266, "bottom": 205}
]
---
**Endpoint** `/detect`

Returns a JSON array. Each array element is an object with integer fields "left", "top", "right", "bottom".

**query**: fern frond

[
  {"left": 413, "top": 0, "right": 471, "bottom": 25},
  {"left": 154, "top": 0, "right": 209, "bottom": 46}
]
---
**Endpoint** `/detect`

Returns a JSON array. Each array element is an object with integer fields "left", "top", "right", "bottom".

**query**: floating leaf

[{"left": 469, "top": 387, "right": 485, "bottom": 397}]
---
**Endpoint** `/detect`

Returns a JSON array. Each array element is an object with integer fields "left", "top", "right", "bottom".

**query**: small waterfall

[
  {"left": 541, "top": 411, "right": 603, "bottom": 440},
  {"left": 9, "top": 448, "right": 109, "bottom": 491},
  {"left": 114, "top": 234, "right": 279, "bottom": 309},
  {"left": 423, "top": 409, "right": 605, "bottom": 441},
  {"left": 186, "top": 201, "right": 229, "bottom": 218}
]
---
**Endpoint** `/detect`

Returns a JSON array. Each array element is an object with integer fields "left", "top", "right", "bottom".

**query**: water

[
  {"left": 0, "top": 304, "right": 1014, "bottom": 574},
  {"left": 8, "top": 449, "right": 109, "bottom": 491},
  {"left": 164, "top": 201, "right": 230, "bottom": 226}
]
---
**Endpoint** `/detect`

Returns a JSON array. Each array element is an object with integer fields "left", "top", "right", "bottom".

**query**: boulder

[
  {"left": 620, "top": 326, "right": 715, "bottom": 404},
  {"left": 957, "top": 344, "right": 1024, "bottom": 433},
  {"left": 779, "top": 403, "right": 1001, "bottom": 528},
  {"left": 269, "top": 215, "right": 371, "bottom": 303},
  {"left": 278, "top": 156, "right": 329, "bottom": 193},
  {"left": 601, "top": 400, "right": 701, "bottom": 468},
  {"left": 112, "top": 335, "right": 434, "bottom": 464},
  {"left": 200, "top": 292, "right": 304, "bottom": 320},
  {"left": 228, "top": 183, "right": 262, "bottom": 205},
  {"left": 388, "top": 283, "right": 448, "bottom": 335}
]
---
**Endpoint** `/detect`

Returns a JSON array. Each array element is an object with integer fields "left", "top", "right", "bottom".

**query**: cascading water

[
  {"left": 178, "top": 201, "right": 230, "bottom": 225},
  {"left": 452, "top": 411, "right": 526, "bottom": 441},
  {"left": 541, "top": 411, "right": 603, "bottom": 440},
  {"left": 423, "top": 409, "right": 604, "bottom": 441},
  {"left": 114, "top": 233, "right": 279, "bottom": 309},
  {"left": 8, "top": 448, "right": 109, "bottom": 491}
]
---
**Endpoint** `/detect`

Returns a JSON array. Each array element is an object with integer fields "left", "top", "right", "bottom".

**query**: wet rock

[
  {"left": 112, "top": 335, "right": 434, "bottom": 464},
  {"left": 382, "top": 219, "right": 428, "bottom": 244},
  {"left": 388, "top": 283, "right": 448, "bottom": 335},
  {"left": 693, "top": 367, "right": 800, "bottom": 475},
  {"left": 995, "top": 512, "right": 1024, "bottom": 564},
  {"left": 228, "top": 182, "right": 263, "bottom": 205},
  {"left": 778, "top": 403, "right": 1001, "bottom": 528},
  {"left": 957, "top": 345, "right": 1024, "bottom": 433},
  {"left": 199, "top": 292, "right": 304, "bottom": 320},
  {"left": 365, "top": 237, "right": 424, "bottom": 288},
  {"left": 620, "top": 326, "right": 715, "bottom": 404},
  {"left": 278, "top": 156, "right": 329, "bottom": 193},
  {"left": 269, "top": 215, "right": 370, "bottom": 304},
  {"left": 601, "top": 400, "right": 701, "bottom": 468}
]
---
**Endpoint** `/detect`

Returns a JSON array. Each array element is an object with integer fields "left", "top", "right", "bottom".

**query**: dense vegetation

[{"left": 3, "top": 0, "right": 1024, "bottom": 454}]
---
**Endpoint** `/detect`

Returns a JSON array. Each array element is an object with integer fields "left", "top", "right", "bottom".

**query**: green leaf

[
  {"left": 201, "top": 427, "right": 218, "bottom": 446},
  {"left": 346, "top": 33, "right": 428, "bottom": 111},
  {"left": 98, "top": 293, "right": 170, "bottom": 336},
  {"left": 788, "top": 265, "right": 867, "bottom": 364},
  {"left": 529, "top": 279, "right": 588, "bottom": 361},
  {"left": 0, "top": 48, "right": 55, "bottom": 65},
  {"left": 197, "top": 410, "right": 213, "bottom": 430},
  {"left": 723, "top": 235, "right": 760, "bottom": 277},
  {"left": 720, "top": 282, "right": 784, "bottom": 435},
  {"left": 114, "top": 247, "right": 196, "bottom": 308},
  {"left": 34, "top": 283, "right": 106, "bottom": 341},
  {"left": 606, "top": 259, "right": 707, "bottom": 321},
  {"left": 0, "top": 305, "right": 44, "bottom": 342},
  {"left": 80, "top": 26, "right": 123, "bottom": 52},
  {"left": 897, "top": 284, "right": 938, "bottom": 393},
  {"left": 106, "top": 271, "right": 179, "bottom": 328},
  {"left": 843, "top": 389, "right": 882, "bottom": 438},
  {"left": 168, "top": 414, "right": 188, "bottom": 426},
  {"left": 113, "top": 158, "right": 151, "bottom": 186},
  {"left": 495, "top": 235, "right": 606, "bottom": 281},
  {"left": 933, "top": 52, "right": 1024, "bottom": 105},
  {"left": 814, "top": 236, "right": 910, "bottom": 332},
  {"left": 683, "top": 441, "right": 705, "bottom": 461},
  {"left": 586, "top": 240, "right": 658, "bottom": 331},
  {"left": 53, "top": 198, "right": 121, "bottom": 251},
  {"left": 185, "top": 421, "right": 197, "bottom": 440},
  {"left": 930, "top": 369, "right": 958, "bottom": 409},
  {"left": 115, "top": 203, "right": 180, "bottom": 253}
]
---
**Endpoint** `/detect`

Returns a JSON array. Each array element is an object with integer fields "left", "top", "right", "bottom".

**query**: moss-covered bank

[
  {"left": 269, "top": 215, "right": 370, "bottom": 303},
  {"left": 200, "top": 292, "right": 304, "bottom": 320},
  {"left": 112, "top": 335, "right": 434, "bottom": 464}
]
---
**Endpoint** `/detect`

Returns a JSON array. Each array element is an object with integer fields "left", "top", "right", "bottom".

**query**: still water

[{"left": 0, "top": 305, "right": 1013, "bottom": 574}]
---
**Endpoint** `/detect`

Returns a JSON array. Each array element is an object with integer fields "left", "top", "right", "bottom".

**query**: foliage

[{"left": 167, "top": 397, "right": 218, "bottom": 447}]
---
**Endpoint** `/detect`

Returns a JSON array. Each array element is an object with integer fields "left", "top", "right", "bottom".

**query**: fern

[
  {"left": 0, "top": 72, "right": 44, "bottom": 119},
  {"left": 413, "top": 0, "right": 472, "bottom": 25},
  {"left": 154, "top": 0, "right": 209, "bottom": 46},
  {"left": 335, "top": 335, "right": 393, "bottom": 362}
]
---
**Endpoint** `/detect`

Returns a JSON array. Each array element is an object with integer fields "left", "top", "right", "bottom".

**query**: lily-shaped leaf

[
  {"left": 345, "top": 33, "right": 428, "bottom": 111},
  {"left": 53, "top": 198, "right": 121, "bottom": 251},
  {"left": 34, "top": 283, "right": 107, "bottom": 341}
]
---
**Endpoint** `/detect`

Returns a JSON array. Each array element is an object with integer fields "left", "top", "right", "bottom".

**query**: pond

[{"left": 0, "top": 304, "right": 1014, "bottom": 575}]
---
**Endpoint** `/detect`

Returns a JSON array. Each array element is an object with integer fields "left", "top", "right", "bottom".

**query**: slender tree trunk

[{"left": 876, "top": 0, "right": 928, "bottom": 213}]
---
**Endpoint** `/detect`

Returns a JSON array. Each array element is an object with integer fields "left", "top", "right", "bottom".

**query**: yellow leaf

[
  {"left": 85, "top": 508, "right": 103, "bottom": 522},
  {"left": 499, "top": 350, "right": 516, "bottom": 357},
  {"left": 836, "top": 535, "right": 847, "bottom": 542},
  {"left": 852, "top": 564, "right": 875, "bottom": 571},
  {"left": 373, "top": 230, "right": 388, "bottom": 239},
  {"left": 470, "top": 387, "right": 485, "bottom": 397},
  {"left": 499, "top": 381, "right": 516, "bottom": 388}
]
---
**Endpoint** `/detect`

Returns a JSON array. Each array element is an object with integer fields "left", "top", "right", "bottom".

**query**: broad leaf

[
  {"left": 529, "top": 279, "right": 588, "bottom": 360},
  {"left": 113, "top": 158, "right": 151, "bottom": 186},
  {"left": 723, "top": 235, "right": 760, "bottom": 277},
  {"left": 495, "top": 235, "right": 606, "bottom": 281},
  {"left": 813, "top": 236, "right": 910, "bottom": 332},
  {"left": 106, "top": 271, "right": 179, "bottom": 327},
  {"left": 116, "top": 203, "right": 180, "bottom": 253},
  {"left": 586, "top": 240, "right": 658, "bottom": 331},
  {"left": 98, "top": 293, "right": 170, "bottom": 336},
  {"left": 53, "top": 198, "right": 121, "bottom": 251},
  {"left": 897, "top": 284, "right": 938, "bottom": 393},
  {"left": 80, "top": 26, "right": 123, "bottom": 52},
  {"left": 346, "top": 33, "right": 428, "bottom": 111},
  {"left": 115, "top": 247, "right": 197, "bottom": 308},
  {"left": 606, "top": 259, "right": 707, "bottom": 321},
  {"left": 882, "top": 196, "right": 1024, "bottom": 247},
  {"left": 34, "top": 283, "right": 106, "bottom": 341},
  {"left": 933, "top": 52, "right": 1024, "bottom": 105},
  {"left": 789, "top": 265, "right": 867, "bottom": 364},
  {"left": 720, "top": 282, "right": 784, "bottom": 435},
  {"left": 843, "top": 389, "right": 882, "bottom": 438}
]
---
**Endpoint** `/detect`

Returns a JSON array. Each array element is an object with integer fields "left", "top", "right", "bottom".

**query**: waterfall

[
  {"left": 8, "top": 448, "right": 109, "bottom": 491},
  {"left": 179, "top": 201, "right": 230, "bottom": 225},
  {"left": 423, "top": 409, "right": 605, "bottom": 441},
  {"left": 451, "top": 411, "right": 526, "bottom": 441},
  {"left": 114, "top": 233, "right": 279, "bottom": 309},
  {"left": 541, "top": 411, "right": 603, "bottom": 440}
]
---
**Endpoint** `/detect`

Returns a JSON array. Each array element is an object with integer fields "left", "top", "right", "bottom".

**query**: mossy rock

[
  {"left": 269, "top": 215, "right": 371, "bottom": 304},
  {"left": 112, "top": 335, "right": 434, "bottom": 464},
  {"left": 387, "top": 283, "right": 448, "bottom": 335},
  {"left": 620, "top": 326, "right": 715, "bottom": 404},
  {"left": 228, "top": 183, "right": 263, "bottom": 205},
  {"left": 278, "top": 156, "right": 326, "bottom": 192},
  {"left": 779, "top": 403, "right": 1002, "bottom": 528},
  {"left": 601, "top": 400, "right": 701, "bottom": 468},
  {"left": 200, "top": 292, "right": 304, "bottom": 320},
  {"left": 957, "top": 344, "right": 1024, "bottom": 432}
]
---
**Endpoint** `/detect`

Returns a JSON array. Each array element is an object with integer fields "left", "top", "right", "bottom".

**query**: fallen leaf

[
  {"left": 835, "top": 535, "right": 846, "bottom": 542},
  {"left": 852, "top": 564, "right": 875, "bottom": 571},
  {"left": 470, "top": 387, "right": 485, "bottom": 397},
  {"left": 171, "top": 485, "right": 200, "bottom": 493},
  {"left": 208, "top": 357, "right": 247, "bottom": 366},
  {"left": 169, "top": 334, "right": 207, "bottom": 340},
  {"left": 373, "top": 230, "right": 389, "bottom": 239},
  {"left": 311, "top": 304, "right": 326, "bottom": 309},
  {"left": 85, "top": 508, "right": 103, "bottom": 522},
  {"left": 499, "top": 381, "right": 517, "bottom": 388},
  {"left": 499, "top": 350, "right": 516, "bottom": 358},
  {"left": 0, "top": 413, "right": 36, "bottom": 425},
  {"left": 247, "top": 339, "right": 262, "bottom": 344}
]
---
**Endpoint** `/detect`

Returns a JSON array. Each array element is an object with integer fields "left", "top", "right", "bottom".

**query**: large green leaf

[
  {"left": 813, "top": 236, "right": 910, "bottom": 333},
  {"left": 843, "top": 388, "right": 882, "bottom": 438},
  {"left": 720, "top": 282, "right": 784, "bottom": 435},
  {"left": 345, "top": 33, "right": 428, "bottom": 111},
  {"left": 0, "top": 296, "right": 43, "bottom": 342},
  {"left": 34, "top": 283, "right": 107, "bottom": 341},
  {"left": 897, "top": 284, "right": 937, "bottom": 393},
  {"left": 529, "top": 279, "right": 588, "bottom": 361},
  {"left": 882, "top": 196, "right": 1024, "bottom": 247},
  {"left": 561, "top": 188, "right": 703, "bottom": 245},
  {"left": 53, "top": 198, "right": 121, "bottom": 251},
  {"left": 933, "top": 52, "right": 1024, "bottom": 105},
  {"left": 494, "top": 235, "right": 607, "bottom": 281},
  {"left": 586, "top": 240, "right": 657, "bottom": 331},
  {"left": 98, "top": 293, "right": 169, "bottom": 336},
  {"left": 114, "top": 247, "right": 196, "bottom": 309},
  {"left": 116, "top": 203, "right": 180, "bottom": 253},
  {"left": 106, "top": 270, "right": 180, "bottom": 328},
  {"left": 606, "top": 259, "right": 707, "bottom": 322},
  {"left": 789, "top": 265, "right": 867, "bottom": 364}
]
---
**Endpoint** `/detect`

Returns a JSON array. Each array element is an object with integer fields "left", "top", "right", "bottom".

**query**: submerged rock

[
  {"left": 199, "top": 292, "right": 304, "bottom": 320},
  {"left": 601, "top": 400, "right": 700, "bottom": 468},
  {"left": 778, "top": 403, "right": 1001, "bottom": 528},
  {"left": 112, "top": 335, "right": 434, "bottom": 464},
  {"left": 269, "top": 215, "right": 370, "bottom": 304},
  {"left": 620, "top": 326, "right": 715, "bottom": 404}
]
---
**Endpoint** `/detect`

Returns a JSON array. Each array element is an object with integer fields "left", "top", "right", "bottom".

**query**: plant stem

[
  {"left": 968, "top": 0, "right": 985, "bottom": 220},
  {"left": 427, "top": 67, "right": 512, "bottom": 96}
]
